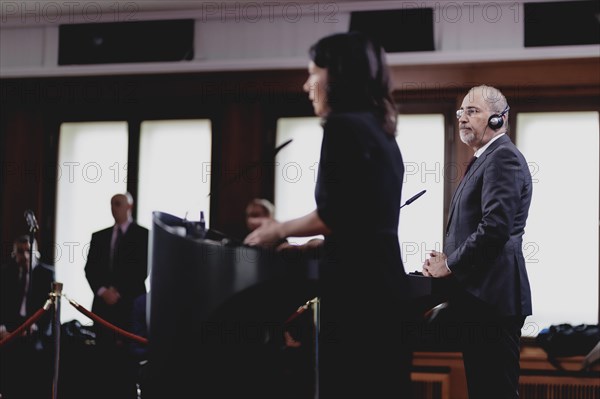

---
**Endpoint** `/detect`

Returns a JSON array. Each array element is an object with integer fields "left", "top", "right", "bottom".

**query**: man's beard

[{"left": 459, "top": 129, "right": 476, "bottom": 146}]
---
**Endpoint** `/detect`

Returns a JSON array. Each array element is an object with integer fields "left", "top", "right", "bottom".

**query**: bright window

[
  {"left": 55, "top": 122, "right": 128, "bottom": 324},
  {"left": 516, "top": 112, "right": 599, "bottom": 334},
  {"left": 274, "top": 117, "right": 323, "bottom": 245},
  {"left": 396, "top": 115, "right": 445, "bottom": 273},
  {"left": 54, "top": 119, "right": 212, "bottom": 324},
  {"left": 137, "top": 120, "right": 212, "bottom": 230}
]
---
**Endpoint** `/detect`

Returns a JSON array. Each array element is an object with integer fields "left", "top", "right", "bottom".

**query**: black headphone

[{"left": 488, "top": 105, "right": 510, "bottom": 130}]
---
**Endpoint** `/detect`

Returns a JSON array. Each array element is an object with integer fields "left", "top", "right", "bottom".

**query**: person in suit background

[
  {"left": 245, "top": 198, "right": 275, "bottom": 234},
  {"left": 0, "top": 235, "right": 55, "bottom": 398},
  {"left": 245, "top": 32, "right": 411, "bottom": 399},
  {"left": 84, "top": 192, "right": 149, "bottom": 398},
  {"left": 423, "top": 85, "right": 533, "bottom": 399}
]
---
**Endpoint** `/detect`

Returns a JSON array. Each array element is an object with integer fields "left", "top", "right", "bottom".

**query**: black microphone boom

[
  {"left": 273, "top": 139, "right": 293, "bottom": 156},
  {"left": 207, "top": 139, "right": 293, "bottom": 197},
  {"left": 24, "top": 209, "right": 39, "bottom": 232},
  {"left": 400, "top": 190, "right": 426, "bottom": 209}
]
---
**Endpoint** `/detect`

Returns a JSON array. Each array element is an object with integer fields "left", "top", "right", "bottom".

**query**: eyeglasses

[{"left": 456, "top": 107, "right": 481, "bottom": 119}]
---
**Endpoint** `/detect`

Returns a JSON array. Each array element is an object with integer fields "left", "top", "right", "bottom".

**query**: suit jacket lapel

[
  {"left": 446, "top": 135, "right": 511, "bottom": 233},
  {"left": 446, "top": 166, "right": 472, "bottom": 233}
]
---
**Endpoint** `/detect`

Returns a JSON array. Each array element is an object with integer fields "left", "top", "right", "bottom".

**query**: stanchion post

[
  {"left": 51, "top": 282, "right": 63, "bottom": 399},
  {"left": 311, "top": 297, "right": 320, "bottom": 399}
]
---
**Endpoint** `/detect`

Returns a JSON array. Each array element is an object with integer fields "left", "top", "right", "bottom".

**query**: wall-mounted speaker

[
  {"left": 525, "top": 1, "right": 600, "bottom": 47},
  {"left": 59, "top": 19, "right": 194, "bottom": 65},
  {"left": 349, "top": 8, "right": 434, "bottom": 53}
]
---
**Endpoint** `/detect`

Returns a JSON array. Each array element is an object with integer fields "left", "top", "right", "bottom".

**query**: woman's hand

[{"left": 244, "top": 218, "right": 284, "bottom": 248}]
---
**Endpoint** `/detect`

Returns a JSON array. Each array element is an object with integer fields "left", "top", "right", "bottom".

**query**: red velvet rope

[
  {"left": 285, "top": 305, "right": 308, "bottom": 324},
  {"left": 284, "top": 299, "right": 315, "bottom": 324},
  {"left": 66, "top": 298, "right": 148, "bottom": 345},
  {"left": 0, "top": 302, "right": 51, "bottom": 349},
  {"left": 6, "top": 293, "right": 309, "bottom": 349}
]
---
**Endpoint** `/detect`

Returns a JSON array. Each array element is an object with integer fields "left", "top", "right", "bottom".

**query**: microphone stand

[
  {"left": 24, "top": 220, "right": 37, "bottom": 395},
  {"left": 51, "top": 282, "right": 63, "bottom": 399},
  {"left": 27, "top": 223, "right": 37, "bottom": 334},
  {"left": 311, "top": 297, "right": 320, "bottom": 399}
]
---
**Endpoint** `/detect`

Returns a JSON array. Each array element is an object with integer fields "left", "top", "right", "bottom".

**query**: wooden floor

[{"left": 411, "top": 346, "right": 600, "bottom": 399}]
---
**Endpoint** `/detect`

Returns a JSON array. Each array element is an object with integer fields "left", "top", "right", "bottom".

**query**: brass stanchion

[
  {"left": 311, "top": 297, "right": 320, "bottom": 399},
  {"left": 51, "top": 282, "right": 63, "bottom": 399}
]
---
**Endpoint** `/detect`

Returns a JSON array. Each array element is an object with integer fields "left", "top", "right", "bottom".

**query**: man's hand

[
  {"left": 422, "top": 250, "right": 451, "bottom": 278},
  {"left": 101, "top": 286, "right": 121, "bottom": 305}
]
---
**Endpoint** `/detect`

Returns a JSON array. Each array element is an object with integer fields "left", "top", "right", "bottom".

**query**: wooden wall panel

[{"left": 1, "top": 57, "right": 598, "bottom": 259}]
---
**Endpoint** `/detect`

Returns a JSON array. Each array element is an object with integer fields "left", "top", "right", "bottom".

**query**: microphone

[
  {"left": 400, "top": 190, "right": 426, "bottom": 209},
  {"left": 273, "top": 139, "right": 293, "bottom": 156},
  {"left": 207, "top": 139, "right": 294, "bottom": 197},
  {"left": 24, "top": 209, "right": 39, "bottom": 232}
]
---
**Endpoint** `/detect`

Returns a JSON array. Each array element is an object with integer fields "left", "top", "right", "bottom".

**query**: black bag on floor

[{"left": 536, "top": 323, "right": 600, "bottom": 370}]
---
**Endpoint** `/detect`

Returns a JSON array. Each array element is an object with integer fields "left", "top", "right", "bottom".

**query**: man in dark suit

[
  {"left": 85, "top": 192, "right": 148, "bottom": 398},
  {"left": 423, "top": 85, "right": 533, "bottom": 399},
  {"left": 0, "top": 235, "right": 55, "bottom": 398}
]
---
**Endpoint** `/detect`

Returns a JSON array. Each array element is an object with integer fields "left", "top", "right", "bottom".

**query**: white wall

[{"left": 1, "top": 0, "right": 598, "bottom": 77}]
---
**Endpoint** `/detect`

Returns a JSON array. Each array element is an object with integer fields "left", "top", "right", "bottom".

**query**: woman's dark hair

[{"left": 309, "top": 31, "right": 397, "bottom": 136}]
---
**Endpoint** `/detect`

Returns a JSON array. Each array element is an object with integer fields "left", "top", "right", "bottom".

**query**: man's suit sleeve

[
  {"left": 84, "top": 232, "right": 105, "bottom": 295},
  {"left": 447, "top": 146, "right": 524, "bottom": 279}
]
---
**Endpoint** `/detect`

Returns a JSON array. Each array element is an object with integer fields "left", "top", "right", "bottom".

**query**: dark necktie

[
  {"left": 463, "top": 156, "right": 477, "bottom": 178},
  {"left": 112, "top": 227, "right": 123, "bottom": 268},
  {"left": 19, "top": 269, "right": 29, "bottom": 317}
]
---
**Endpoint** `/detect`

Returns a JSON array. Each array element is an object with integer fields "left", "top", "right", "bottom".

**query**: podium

[
  {"left": 407, "top": 273, "right": 452, "bottom": 308},
  {"left": 144, "top": 211, "right": 318, "bottom": 398},
  {"left": 144, "top": 212, "right": 452, "bottom": 397}
]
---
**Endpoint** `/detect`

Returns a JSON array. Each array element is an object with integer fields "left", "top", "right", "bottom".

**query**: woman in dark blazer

[{"left": 245, "top": 32, "right": 411, "bottom": 399}]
